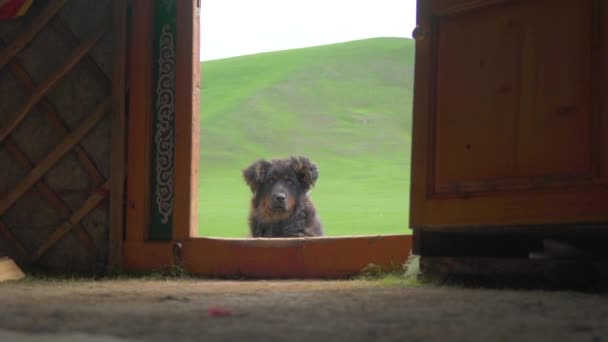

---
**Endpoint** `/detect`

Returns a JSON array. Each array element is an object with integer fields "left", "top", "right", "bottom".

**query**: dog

[{"left": 243, "top": 156, "right": 323, "bottom": 238}]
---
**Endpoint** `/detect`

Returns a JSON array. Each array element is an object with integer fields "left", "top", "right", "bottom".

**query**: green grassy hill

[{"left": 197, "top": 37, "right": 415, "bottom": 237}]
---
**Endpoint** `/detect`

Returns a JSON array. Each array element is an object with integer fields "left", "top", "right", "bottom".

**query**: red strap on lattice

[{"left": 0, "top": 0, "right": 33, "bottom": 20}]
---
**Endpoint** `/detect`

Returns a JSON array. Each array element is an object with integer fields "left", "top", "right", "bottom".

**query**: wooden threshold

[{"left": 123, "top": 235, "right": 412, "bottom": 278}]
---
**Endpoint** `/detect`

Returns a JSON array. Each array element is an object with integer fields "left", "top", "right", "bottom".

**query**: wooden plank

[
  {"left": 415, "top": 223, "right": 608, "bottom": 234},
  {"left": 108, "top": 0, "right": 128, "bottom": 270},
  {"left": 410, "top": 0, "right": 608, "bottom": 228},
  {"left": 434, "top": 174, "right": 602, "bottom": 195},
  {"left": 3, "top": 138, "right": 99, "bottom": 260},
  {"left": 125, "top": 1, "right": 154, "bottom": 243},
  {"left": 432, "top": 0, "right": 595, "bottom": 191},
  {"left": 0, "top": 99, "right": 111, "bottom": 215},
  {"left": 2, "top": 48, "right": 106, "bottom": 185},
  {"left": 602, "top": 1, "right": 608, "bottom": 181},
  {"left": 410, "top": 190, "right": 608, "bottom": 228},
  {"left": 0, "top": 257, "right": 25, "bottom": 282},
  {"left": 409, "top": 0, "right": 435, "bottom": 227},
  {"left": 31, "top": 181, "right": 110, "bottom": 262},
  {"left": 0, "top": 0, "right": 67, "bottom": 70},
  {"left": 172, "top": 0, "right": 200, "bottom": 240},
  {"left": 0, "top": 28, "right": 107, "bottom": 144},
  {"left": 123, "top": 235, "right": 412, "bottom": 278},
  {"left": 429, "top": 0, "right": 516, "bottom": 16},
  {"left": 590, "top": 0, "right": 602, "bottom": 180}
]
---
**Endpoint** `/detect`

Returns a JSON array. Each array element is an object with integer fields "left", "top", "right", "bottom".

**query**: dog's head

[{"left": 243, "top": 156, "right": 318, "bottom": 217}]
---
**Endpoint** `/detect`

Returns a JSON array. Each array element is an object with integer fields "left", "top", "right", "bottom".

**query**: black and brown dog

[{"left": 243, "top": 156, "right": 323, "bottom": 238}]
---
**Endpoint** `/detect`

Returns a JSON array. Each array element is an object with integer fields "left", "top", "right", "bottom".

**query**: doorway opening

[
  {"left": 123, "top": 0, "right": 415, "bottom": 276},
  {"left": 197, "top": 0, "right": 416, "bottom": 238}
]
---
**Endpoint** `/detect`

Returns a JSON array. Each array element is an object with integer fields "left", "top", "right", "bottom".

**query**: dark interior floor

[{"left": 1, "top": 279, "right": 607, "bottom": 341}]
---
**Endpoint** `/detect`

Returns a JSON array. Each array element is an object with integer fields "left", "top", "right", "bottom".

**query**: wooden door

[{"left": 410, "top": 0, "right": 608, "bottom": 228}]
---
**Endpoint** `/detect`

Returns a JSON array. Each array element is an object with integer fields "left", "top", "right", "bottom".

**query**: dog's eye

[{"left": 268, "top": 176, "right": 277, "bottom": 183}]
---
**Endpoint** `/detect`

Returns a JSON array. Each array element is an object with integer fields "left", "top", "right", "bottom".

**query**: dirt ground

[{"left": 0, "top": 279, "right": 607, "bottom": 342}]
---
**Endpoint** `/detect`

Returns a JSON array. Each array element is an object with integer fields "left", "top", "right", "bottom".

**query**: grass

[
  {"left": 357, "top": 255, "right": 423, "bottom": 287},
  {"left": 11, "top": 265, "right": 193, "bottom": 283},
  {"left": 15, "top": 259, "right": 422, "bottom": 285},
  {"left": 197, "top": 37, "right": 415, "bottom": 237}
]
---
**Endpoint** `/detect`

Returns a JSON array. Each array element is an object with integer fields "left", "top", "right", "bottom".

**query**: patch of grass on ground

[
  {"left": 12, "top": 265, "right": 193, "bottom": 283},
  {"left": 357, "top": 255, "right": 422, "bottom": 287}
]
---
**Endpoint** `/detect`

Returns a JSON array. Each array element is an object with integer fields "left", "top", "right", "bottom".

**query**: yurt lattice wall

[{"left": 0, "top": 0, "right": 120, "bottom": 273}]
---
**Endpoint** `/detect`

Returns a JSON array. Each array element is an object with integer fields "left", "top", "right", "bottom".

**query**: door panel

[{"left": 410, "top": 0, "right": 608, "bottom": 227}]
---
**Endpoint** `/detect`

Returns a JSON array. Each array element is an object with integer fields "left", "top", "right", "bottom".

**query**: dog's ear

[
  {"left": 290, "top": 156, "right": 319, "bottom": 191},
  {"left": 243, "top": 159, "right": 271, "bottom": 193}
]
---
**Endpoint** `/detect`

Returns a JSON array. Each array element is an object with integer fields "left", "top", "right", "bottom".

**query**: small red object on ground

[{"left": 207, "top": 306, "right": 232, "bottom": 317}]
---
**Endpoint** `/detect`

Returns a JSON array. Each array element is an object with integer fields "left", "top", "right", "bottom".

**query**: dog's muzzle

[{"left": 270, "top": 192, "right": 287, "bottom": 211}]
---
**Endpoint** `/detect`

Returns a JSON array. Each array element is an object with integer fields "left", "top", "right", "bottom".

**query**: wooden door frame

[{"left": 121, "top": 0, "right": 412, "bottom": 277}]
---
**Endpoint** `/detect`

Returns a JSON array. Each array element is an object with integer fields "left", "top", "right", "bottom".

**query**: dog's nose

[{"left": 274, "top": 193, "right": 286, "bottom": 202}]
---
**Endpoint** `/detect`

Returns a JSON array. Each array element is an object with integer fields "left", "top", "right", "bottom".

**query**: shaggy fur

[{"left": 243, "top": 156, "right": 323, "bottom": 238}]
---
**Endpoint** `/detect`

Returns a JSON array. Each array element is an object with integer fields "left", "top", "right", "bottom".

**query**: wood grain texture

[
  {"left": 601, "top": 2, "right": 608, "bottom": 181},
  {"left": 410, "top": 0, "right": 608, "bottom": 228},
  {"left": 123, "top": 235, "right": 412, "bottom": 278},
  {"left": 434, "top": 0, "right": 594, "bottom": 189},
  {"left": 125, "top": 1, "right": 154, "bottom": 243},
  {"left": 409, "top": 0, "right": 435, "bottom": 226},
  {"left": 172, "top": 0, "right": 200, "bottom": 240},
  {"left": 108, "top": 0, "right": 128, "bottom": 270},
  {"left": 430, "top": 0, "right": 516, "bottom": 16}
]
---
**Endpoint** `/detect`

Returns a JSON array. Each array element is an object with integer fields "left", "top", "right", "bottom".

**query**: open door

[{"left": 410, "top": 0, "right": 608, "bottom": 230}]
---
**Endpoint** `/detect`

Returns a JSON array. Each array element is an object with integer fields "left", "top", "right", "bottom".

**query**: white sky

[{"left": 199, "top": 0, "right": 417, "bottom": 61}]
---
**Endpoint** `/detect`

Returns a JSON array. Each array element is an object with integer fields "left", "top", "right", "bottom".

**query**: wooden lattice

[{"left": 0, "top": 0, "right": 114, "bottom": 270}]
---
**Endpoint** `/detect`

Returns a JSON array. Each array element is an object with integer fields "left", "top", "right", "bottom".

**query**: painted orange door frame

[{"left": 122, "top": 0, "right": 412, "bottom": 277}]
